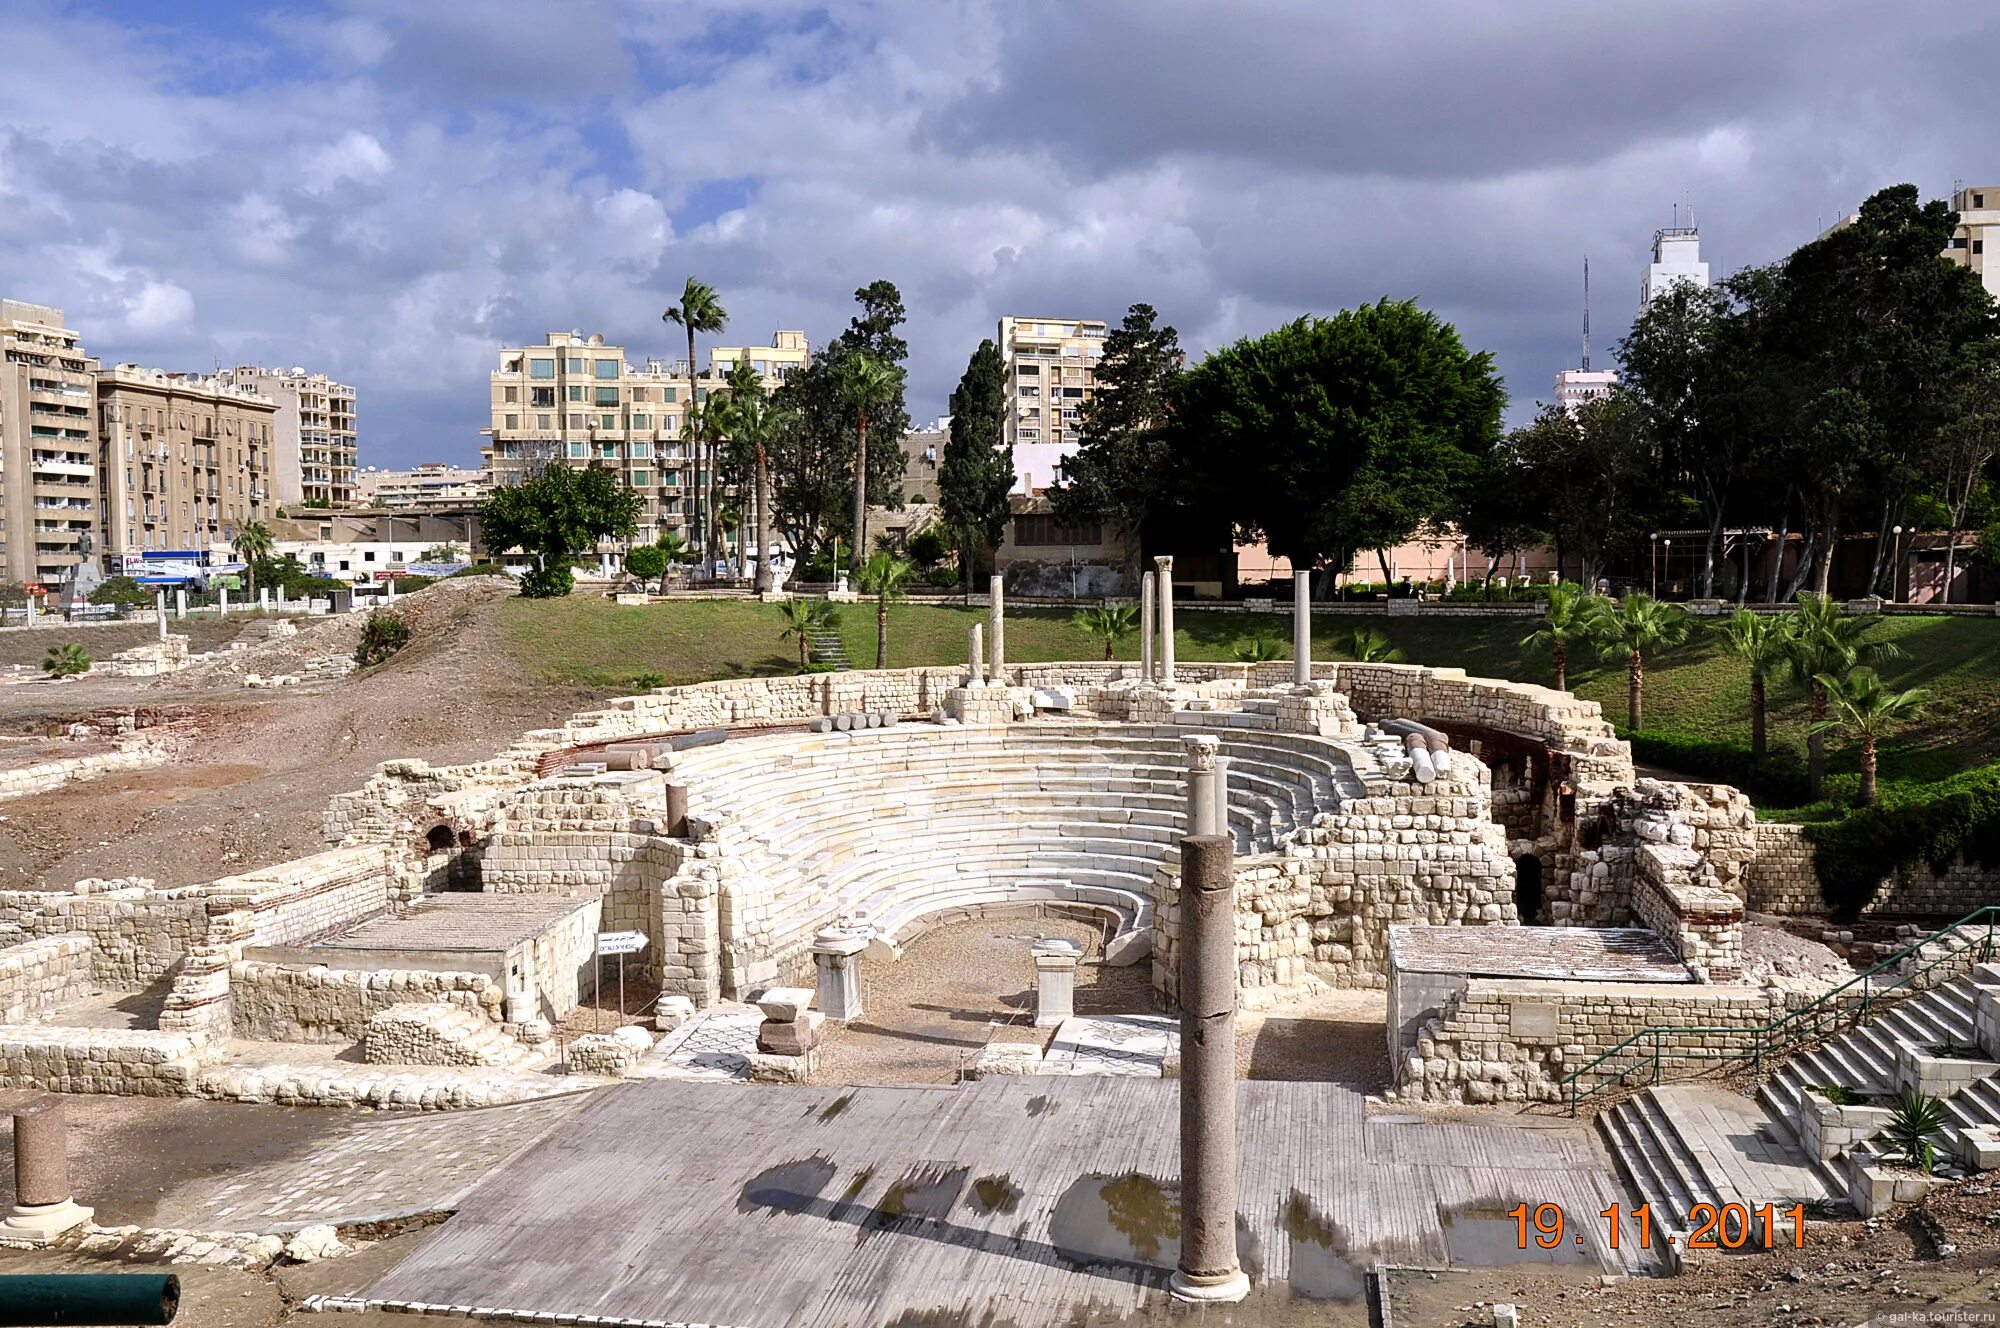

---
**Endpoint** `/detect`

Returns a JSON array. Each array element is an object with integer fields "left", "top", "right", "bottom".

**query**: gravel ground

[{"left": 1740, "top": 914, "right": 1857, "bottom": 993}]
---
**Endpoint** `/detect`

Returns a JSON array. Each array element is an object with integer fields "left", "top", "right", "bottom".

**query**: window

[
  {"left": 1020, "top": 428, "right": 1040, "bottom": 441},
  {"left": 536, "top": 413, "right": 552, "bottom": 429},
  {"left": 569, "top": 413, "right": 585, "bottom": 428},
  {"left": 1016, "top": 364, "right": 1039, "bottom": 377},
  {"left": 1063, "top": 387, "right": 1084, "bottom": 398},
  {"left": 663, "top": 387, "right": 678, "bottom": 403},
  {"left": 1019, "top": 386, "right": 1039, "bottom": 397},
  {"left": 1976, "top": 194, "right": 1986, "bottom": 208},
  {"left": 364, "top": 550, "right": 376, "bottom": 562},
  {"left": 594, "top": 386, "right": 619, "bottom": 406},
  {"left": 664, "top": 415, "right": 678, "bottom": 433},
  {"left": 594, "top": 359, "right": 619, "bottom": 379},
  {"left": 529, "top": 359, "right": 554, "bottom": 379},
  {"left": 1978, "top": 240, "right": 1987, "bottom": 255},
  {"left": 504, "top": 414, "right": 519, "bottom": 429},
  {"left": 695, "top": 388, "right": 709, "bottom": 403},
  {"left": 504, "top": 387, "right": 518, "bottom": 403},
  {"left": 663, "top": 471, "right": 680, "bottom": 488},
  {"left": 631, "top": 442, "right": 650, "bottom": 457},
  {"left": 601, "top": 414, "right": 617, "bottom": 430},
  {"left": 570, "top": 443, "right": 587, "bottom": 458},
  {"left": 631, "top": 471, "right": 650, "bottom": 487},
  {"left": 567, "top": 357, "right": 585, "bottom": 373},
  {"left": 568, "top": 385, "right": 585, "bottom": 402},
  {"left": 1951, "top": 237, "right": 1969, "bottom": 249},
  {"left": 631, "top": 415, "right": 651, "bottom": 431},
  {"left": 531, "top": 387, "right": 554, "bottom": 407},
  {"left": 1011, "top": 513, "right": 1101, "bottom": 546}
]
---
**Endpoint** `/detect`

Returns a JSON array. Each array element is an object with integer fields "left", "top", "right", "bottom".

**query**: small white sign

[{"left": 596, "top": 930, "right": 650, "bottom": 957}]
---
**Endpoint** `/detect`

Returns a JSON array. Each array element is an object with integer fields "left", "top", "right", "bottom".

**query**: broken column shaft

[
  {"left": 988, "top": 575, "right": 1006, "bottom": 684},
  {"left": 1173, "top": 831, "right": 1248, "bottom": 1303},
  {"left": 1140, "top": 570, "right": 1156, "bottom": 683}
]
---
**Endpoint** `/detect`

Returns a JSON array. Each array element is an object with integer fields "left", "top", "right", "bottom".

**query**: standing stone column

[
  {"left": 218, "top": 585, "right": 229, "bottom": 616},
  {"left": 174, "top": 586, "right": 186, "bottom": 620},
  {"left": 2, "top": 1097, "right": 93, "bottom": 1243},
  {"left": 1140, "top": 570, "right": 1156, "bottom": 683},
  {"left": 988, "top": 574, "right": 1006, "bottom": 685},
  {"left": 155, "top": 590, "right": 167, "bottom": 642},
  {"left": 1211, "top": 756, "right": 1231, "bottom": 848},
  {"left": 968, "top": 623, "right": 985, "bottom": 686},
  {"left": 1155, "top": 556, "right": 1176, "bottom": 684},
  {"left": 1293, "top": 569, "right": 1312, "bottom": 686},
  {"left": 1183, "top": 735, "right": 1220, "bottom": 839},
  {"left": 1172, "top": 834, "right": 1248, "bottom": 1303}
]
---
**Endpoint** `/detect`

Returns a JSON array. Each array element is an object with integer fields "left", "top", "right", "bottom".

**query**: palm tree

[
  {"left": 1073, "top": 604, "right": 1137, "bottom": 660},
  {"left": 1585, "top": 592, "right": 1690, "bottom": 731},
  {"left": 232, "top": 520, "right": 274, "bottom": 603},
  {"left": 42, "top": 642, "right": 90, "bottom": 678},
  {"left": 716, "top": 370, "right": 784, "bottom": 592},
  {"left": 843, "top": 353, "right": 901, "bottom": 562},
  {"left": 1349, "top": 627, "right": 1405, "bottom": 663},
  {"left": 654, "top": 530, "right": 690, "bottom": 567},
  {"left": 1810, "top": 667, "right": 1928, "bottom": 806},
  {"left": 1784, "top": 592, "right": 1903, "bottom": 796},
  {"left": 663, "top": 278, "right": 728, "bottom": 570},
  {"left": 1712, "top": 608, "right": 1794, "bottom": 761},
  {"left": 1518, "top": 582, "right": 1595, "bottom": 692},
  {"left": 777, "top": 597, "right": 831, "bottom": 672},
  {"left": 856, "top": 551, "right": 916, "bottom": 669}
]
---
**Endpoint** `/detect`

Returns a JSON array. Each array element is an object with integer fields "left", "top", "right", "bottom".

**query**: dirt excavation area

[{"left": 0, "top": 579, "right": 598, "bottom": 890}]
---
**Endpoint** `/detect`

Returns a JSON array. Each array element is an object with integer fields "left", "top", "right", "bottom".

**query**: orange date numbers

[{"left": 1507, "top": 1201, "right": 1806, "bottom": 1251}]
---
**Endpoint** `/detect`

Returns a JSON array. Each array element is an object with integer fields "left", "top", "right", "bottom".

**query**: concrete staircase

[
  {"left": 363, "top": 1003, "right": 549, "bottom": 1071},
  {"left": 807, "top": 629, "right": 850, "bottom": 670}
]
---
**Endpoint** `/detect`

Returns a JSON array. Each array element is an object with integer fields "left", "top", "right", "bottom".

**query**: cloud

[{"left": 1, "top": 0, "right": 1995, "bottom": 467}]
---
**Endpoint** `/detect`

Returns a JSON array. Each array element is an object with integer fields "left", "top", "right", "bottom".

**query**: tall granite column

[
  {"left": 968, "top": 623, "right": 985, "bottom": 686},
  {"left": 1173, "top": 830, "right": 1248, "bottom": 1303},
  {"left": 1140, "top": 571, "right": 1156, "bottom": 683},
  {"left": 1155, "top": 556, "right": 1176, "bottom": 685},
  {"left": 988, "top": 575, "right": 1006, "bottom": 685},
  {"left": 1293, "top": 569, "right": 1312, "bottom": 686},
  {"left": 3, "top": 1096, "right": 93, "bottom": 1243}
]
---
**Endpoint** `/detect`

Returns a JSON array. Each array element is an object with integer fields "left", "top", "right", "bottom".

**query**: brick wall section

[
  {"left": 1631, "top": 843, "right": 1744, "bottom": 981},
  {"left": 0, "top": 935, "right": 93, "bottom": 1022},
  {"left": 1747, "top": 820, "right": 2000, "bottom": 918},
  {"left": 1401, "top": 977, "right": 1789, "bottom": 1104},
  {"left": 207, "top": 846, "right": 394, "bottom": 948},
  {"left": 229, "top": 961, "right": 502, "bottom": 1042}
]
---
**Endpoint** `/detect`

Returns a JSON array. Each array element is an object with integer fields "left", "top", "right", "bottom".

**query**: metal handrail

[{"left": 1564, "top": 904, "right": 2000, "bottom": 1115}]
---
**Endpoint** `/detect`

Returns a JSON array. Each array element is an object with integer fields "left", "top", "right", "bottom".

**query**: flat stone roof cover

[
  {"left": 1388, "top": 924, "right": 1692, "bottom": 982},
  {"left": 315, "top": 894, "right": 592, "bottom": 956}
]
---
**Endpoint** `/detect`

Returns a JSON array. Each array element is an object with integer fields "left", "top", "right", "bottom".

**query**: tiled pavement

[
  {"left": 627, "top": 1006, "right": 761, "bottom": 1082},
  {"left": 1045, "top": 1013, "right": 1178, "bottom": 1074},
  {"left": 149, "top": 1094, "right": 593, "bottom": 1233}
]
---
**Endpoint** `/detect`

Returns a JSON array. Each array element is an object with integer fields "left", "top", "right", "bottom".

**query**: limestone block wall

[
  {"left": 0, "top": 880, "right": 208, "bottom": 989},
  {"left": 0, "top": 1026, "right": 203, "bottom": 1097},
  {"left": 208, "top": 846, "right": 395, "bottom": 948},
  {"left": 1631, "top": 843, "right": 1744, "bottom": 981},
  {"left": 656, "top": 850, "right": 721, "bottom": 1008},
  {"left": 1745, "top": 820, "right": 2000, "bottom": 918},
  {"left": 0, "top": 935, "right": 93, "bottom": 1022},
  {"left": 230, "top": 961, "right": 502, "bottom": 1043},
  {"left": 518, "top": 896, "right": 602, "bottom": 1021},
  {"left": 1399, "top": 978, "right": 1790, "bottom": 1105}
]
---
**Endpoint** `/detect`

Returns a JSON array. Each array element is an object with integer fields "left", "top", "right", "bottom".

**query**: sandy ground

[{"left": 0, "top": 581, "right": 600, "bottom": 890}]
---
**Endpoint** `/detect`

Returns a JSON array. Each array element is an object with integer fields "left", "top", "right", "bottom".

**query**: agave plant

[
  {"left": 1073, "top": 603, "right": 1138, "bottom": 660},
  {"left": 42, "top": 642, "right": 91, "bottom": 678},
  {"left": 1233, "top": 636, "right": 1284, "bottom": 663},
  {"left": 1882, "top": 1089, "right": 1947, "bottom": 1172},
  {"left": 1350, "top": 627, "right": 1405, "bottom": 663}
]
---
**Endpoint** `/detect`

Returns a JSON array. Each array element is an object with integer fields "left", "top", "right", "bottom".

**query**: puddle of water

[
  {"left": 864, "top": 1165, "right": 971, "bottom": 1238},
  {"left": 736, "top": 1156, "right": 837, "bottom": 1215},
  {"left": 818, "top": 1093, "right": 854, "bottom": 1122},
  {"left": 1441, "top": 1202, "right": 1596, "bottom": 1267},
  {"left": 970, "top": 1174, "right": 1022, "bottom": 1215},
  {"left": 1050, "top": 1173, "right": 1181, "bottom": 1270},
  {"left": 1280, "top": 1191, "right": 1365, "bottom": 1302}
]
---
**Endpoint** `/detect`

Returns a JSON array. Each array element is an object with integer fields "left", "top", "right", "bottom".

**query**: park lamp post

[
  {"left": 1649, "top": 533, "right": 1659, "bottom": 596},
  {"left": 1892, "top": 525, "right": 1905, "bottom": 603}
]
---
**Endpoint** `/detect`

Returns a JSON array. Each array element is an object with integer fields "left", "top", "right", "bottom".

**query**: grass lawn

[{"left": 495, "top": 597, "right": 2000, "bottom": 785}]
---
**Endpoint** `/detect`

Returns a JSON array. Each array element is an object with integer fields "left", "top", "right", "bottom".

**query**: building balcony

[{"left": 30, "top": 459, "right": 94, "bottom": 479}]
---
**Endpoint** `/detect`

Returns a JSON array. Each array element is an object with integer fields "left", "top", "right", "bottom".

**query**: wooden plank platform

[{"left": 356, "top": 1078, "right": 1650, "bottom": 1326}]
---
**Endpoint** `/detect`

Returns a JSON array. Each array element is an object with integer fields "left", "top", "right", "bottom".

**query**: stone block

[{"left": 757, "top": 986, "right": 814, "bottom": 1023}]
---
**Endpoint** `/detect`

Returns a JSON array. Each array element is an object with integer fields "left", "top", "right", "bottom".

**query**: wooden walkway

[{"left": 357, "top": 1078, "right": 1650, "bottom": 1326}]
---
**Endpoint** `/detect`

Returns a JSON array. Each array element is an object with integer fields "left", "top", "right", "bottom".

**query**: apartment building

[
  {"left": 1944, "top": 185, "right": 2000, "bottom": 298},
  {"left": 1641, "top": 225, "right": 1709, "bottom": 305},
  {"left": 227, "top": 365, "right": 358, "bottom": 508},
  {"left": 97, "top": 366, "right": 275, "bottom": 561},
  {"left": 481, "top": 329, "right": 808, "bottom": 546},
  {"left": 996, "top": 316, "right": 1105, "bottom": 493},
  {"left": 0, "top": 300, "right": 101, "bottom": 587},
  {"left": 356, "top": 463, "right": 491, "bottom": 509}
]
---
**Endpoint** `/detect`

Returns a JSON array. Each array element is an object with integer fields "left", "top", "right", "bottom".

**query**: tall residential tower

[{"left": 0, "top": 300, "right": 100, "bottom": 586}]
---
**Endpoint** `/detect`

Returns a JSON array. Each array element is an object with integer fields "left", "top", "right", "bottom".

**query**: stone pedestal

[
  {"left": 755, "top": 987, "right": 822, "bottom": 1057},
  {"left": 4, "top": 1097, "right": 91, "bottom": 1245},
  {"left": 1032, "top": 937, "right": 1082, "bottom": 1028},
  {"left": 1154, "top": 556, "right": 1176, "bottom": 684},
  {"left": 174, "top": 587, "right": 186, "bottom": 620},
  {"left": 1171, "top": 834, "right": 1248, "bottom": 1303},
  {"left": 1140, "top": 570, "right": 1156, "bottom": 683},
  {"left": 947, "top": 685, "right": 1017, "bottom": 725},
  {"left": 219, "top": 586, "right": 229, "bottom": 616},
  {"left": 813, "top": 928, "right": 868, "bottom": 1022},
  {"left": 664, "top": 783, "right": 690, "bottom": 838},
  {"left": 1292, "top": 570, "right": 1312, "bottom": 685}
]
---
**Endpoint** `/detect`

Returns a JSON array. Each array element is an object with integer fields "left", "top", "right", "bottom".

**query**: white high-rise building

[{"left": 1642, "top": 224, "right": 1710, "bottom": 305}]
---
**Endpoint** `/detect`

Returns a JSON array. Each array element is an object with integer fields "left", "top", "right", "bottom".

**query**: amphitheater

[{"left": 4, "top": 599, "right": 1999, "bottom": 1247}]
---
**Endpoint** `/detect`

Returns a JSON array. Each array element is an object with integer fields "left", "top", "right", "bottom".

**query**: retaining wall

[
  {"left": 1746, "top": 820, "right": 2000, "bottom": 918},
  {"left": 0, "top": 935, "right": 93, "bottom": 1022}
]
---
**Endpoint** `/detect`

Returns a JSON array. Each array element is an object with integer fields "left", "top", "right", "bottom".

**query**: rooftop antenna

[{"left": 1581, "top": 255, "right": 1592, "bottom": 373}]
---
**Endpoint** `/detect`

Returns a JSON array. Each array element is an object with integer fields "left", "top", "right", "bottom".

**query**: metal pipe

[{"left": 0, "top": 1275, "right": 180, "bottom": 1326}]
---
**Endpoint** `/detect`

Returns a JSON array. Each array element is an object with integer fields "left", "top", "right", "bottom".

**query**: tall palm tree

[
  {"left": 716, "top": 363, "right": 784, "bottom": 592},
  {"left": 663, "top": 278, "right": 728, "bottom": 570},
  {"left": 1073, "top": 603, "right": 1137, "bottom": 660},
  {"left": 856, "top": 551, "right": 916, "bottom": 669},
  {"left": 232, "top": 520, "right": 274, "bottom": 603},
  {"left": 1784, "top": 592, "right": 1903, "bottom": 796},
  {"left": 1712, "top": 608, "right": 1794, "bottom": 761},
  {"left": 777, "top": 597, "right": 831, "bottom": 672},
  {"left": 1586, "top": 592, "right": 1690, "bottom": 730},
  {"left": 1518, "top": 582, "right": 1595, "bottom": 692},
  {"left": 1811, "top": 667, "right": 1928, "bottom": 806},
  {"left": 843, "top": 353, "right": 900, "bottom": 563},
  {"left": 654, "top": 530, "right": 690, "bottom": 566}
]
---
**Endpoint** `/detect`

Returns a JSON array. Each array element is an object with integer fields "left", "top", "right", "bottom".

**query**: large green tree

[
  {"left": 1175, "top": 300, "right": 1502, "bottom": 590},
  {"left": 663, "top": 277, "right": 728, "bottom": 570},
  {"left": 1506, "top": 395, "right": 1661, "bottom": 590},
  {"left": 938, "top": 339, "right": 1013, "bottom": 584},
  {"left": 1049, "top": 304, "right": 1184, "bottom": 585},
  {"left": 480, "top": 464, "right": 642, "bottom": 598}
]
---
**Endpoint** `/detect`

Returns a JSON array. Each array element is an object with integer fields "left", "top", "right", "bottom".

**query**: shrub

[
  {"left": 1882, "top": 1090, "right": 1947, "bottom": 1171},
  {"left": 355, "top": 612, "right": 411, "bottom": 667},
  {"left": 1620, "top": 731, "right": 1814, "bottom": 807},
  {"left": 906, "top": 528, "right": 949, "bottom": 569},
  {"left": 519, "top": 564, "right": 574, "bottom": 599},
  {"left": 390, "top": 575, "right": 435, "bottom": 594},
  {"left": 449, "top": 563, "right": 511, "bottom": 578},
  {"left": 625, "top": 544, "right": 668, "bottom": 590},
  {"left": 632, "top": 671, "right": 666, "bottom": 690},
  {"left": 1233, "top": 636, "right": 1284, "bottom": 663},
  {"left": 42, "top": 643, "right": 90, "bottom": 677},
  {"left": 803, "top": 661, "right": 839, "bottom": 674},
  {"left": 1803, "top": 760, "right": 2000, "bottom": 919},
  {"left": 925, "top": 565, "right": 961, "bottom": 588},
  {"left": 89, "top": 575, "right": 153, "bottom": 607}
]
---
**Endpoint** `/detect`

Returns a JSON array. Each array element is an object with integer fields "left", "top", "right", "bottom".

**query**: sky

[{"left": 3, "top": 0, "right": 1996, "bottom": 471}]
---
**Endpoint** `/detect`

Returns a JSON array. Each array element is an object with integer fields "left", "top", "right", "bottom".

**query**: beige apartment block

[
  {"left": 997, "top": 316, "right": 1105, "bottom": 493},
  {"left": 227, "top": 366, "right": 358, "bottom": 509},
  {"left": 356, "top": 463, "right": 492, "bottom": 509},
  {"left": 97, "top": 366, "right": 275, "bottom": 561},
  {"left": 0, "top": 300, "right": 101, "bottom": 586},
  {"left": 481, "top": 330, "right": 807, "bottom": 546},
  {"left": 1946, "top": 185, "right": 2000, "bottom": 298}
]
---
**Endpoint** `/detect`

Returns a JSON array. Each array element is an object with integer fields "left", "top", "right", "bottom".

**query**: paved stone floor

[
  {"left": 350, "top": 1077, "right": 1651, "bottom": 1327},
  {"left": 629, "top": 1005, "right": 761, "bottom": 1081}
]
